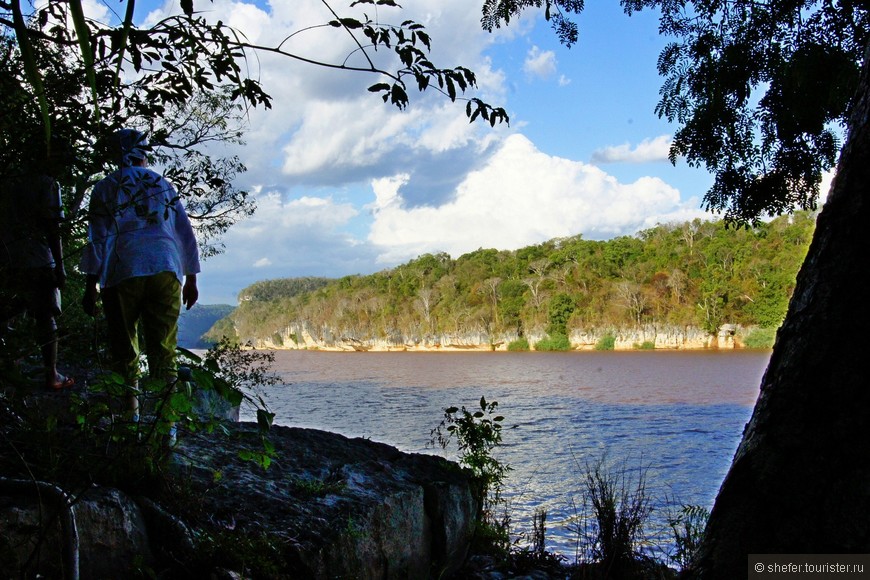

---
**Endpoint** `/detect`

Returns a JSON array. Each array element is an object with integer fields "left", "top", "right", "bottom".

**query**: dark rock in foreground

[
  {"left": 1, "top": 421, "right": 478, "bottom": 579},
  {"left": 171, "top": 423, "right": 478, "bottom": 578}
]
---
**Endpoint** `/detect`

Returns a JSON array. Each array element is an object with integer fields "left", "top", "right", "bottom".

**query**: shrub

[
  {"left": 743, "top": 327, "right": 777, "bottom": 349},
  {"left": 430, "top": 397, "right": 511, "bottom": 527},
  {"left": 666, "top": 503, "right": 709, "bottom": 570},
  {"left": 595, "top": 333, "right": 616, "bottom": 351},
  {"left": 507, "top": 337, "right": 530, "bottom": 351},
  {"left": 509, "top": 509, "right": 568, "bottom": 575},
  {"left": 547, "top": 293, "right": 576, "bottom": 337},
  {"left": 288, "top": 474, "right": 346, "bottom": 498},
  {"left": 535, "top": 333, "right": 571, "bottom": 351},
  {"left": 570, "top": 458, "right": 652, "bottom": 577},
  {"left": 635, "top": 341, "right": 655, "bottom": 350},
  {"left": 0, "top": 338, "right": 279, "bottom": 503}
]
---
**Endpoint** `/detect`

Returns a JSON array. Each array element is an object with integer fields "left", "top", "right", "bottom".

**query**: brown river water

[{"left": 239, "top": 349, "right": 770, "bottom": 559}]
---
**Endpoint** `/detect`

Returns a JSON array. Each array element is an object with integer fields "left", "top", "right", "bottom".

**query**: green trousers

[{"left": 102, "top": 271, "right": 181, "bottom": 384}]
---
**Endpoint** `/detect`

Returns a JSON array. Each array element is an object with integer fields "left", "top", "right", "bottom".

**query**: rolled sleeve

[{"left": 174, "top": 199, "right": 200, "bottom": 277}]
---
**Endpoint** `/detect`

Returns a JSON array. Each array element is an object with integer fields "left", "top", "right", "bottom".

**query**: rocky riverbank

[{"left": 1, "top": 417, "right": 479, "bottom": 578}]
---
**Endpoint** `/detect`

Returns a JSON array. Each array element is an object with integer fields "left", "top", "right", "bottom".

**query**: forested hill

[{"left": 205, "top": 213, "right": 816, "bottom": 350}]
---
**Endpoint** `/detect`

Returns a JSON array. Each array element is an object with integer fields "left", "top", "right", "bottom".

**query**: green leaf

[
  {"left": 257, "top": 409, "right": 275, "bottom": 432},
  {"left": 329, "top": 18, "right": 364, "bottom": 29},
  {"left": 68, "top": 0, "right": 101, "bottom": 121},
  {"left": 11, "top": 1, "right": 51, "bottom": 144},
  {"left": 111, "top": 0, "right": 136, "bottom": 96},
  {"left": 226, "top": 387, "right": 244, "bottom": 407},
  {"left": 390, "top": 84, "right": 408, "bottom": 108},
  {"left": 190, "top": 368, "right": 215, "bottom": 390},
  {"left": 177, "top": 346, "right": 203, "bottom": 364},
  {"left": 171, "top": 391, "right": 193, "bottom": 413}
]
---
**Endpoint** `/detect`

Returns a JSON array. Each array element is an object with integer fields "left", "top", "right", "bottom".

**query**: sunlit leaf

[
  {"left": 10, "top": 0, "right": 51, "bottom": 144},
  {"left": 177, "top": 346, "right": 203, "bottom": 364},
  {"left": 69, "top": 0, "right": 101, "bottom": 121}
]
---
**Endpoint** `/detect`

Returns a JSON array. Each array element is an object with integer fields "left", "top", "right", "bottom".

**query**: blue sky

[{"left": 97, "top": 0, "right": 725, "bottom": 304}]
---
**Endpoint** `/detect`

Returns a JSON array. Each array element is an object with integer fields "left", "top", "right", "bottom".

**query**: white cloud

[
  {"left": 81, "top": 0, "right": 110, "bottom": 22},
  {"left": 135, "top": 0, "right": 512, "bottom": 191},
  {"left": 523, "top": 46, "right": 557, "bottom": 79},
  {"left": 279, "top": 101, "right": 423, "bottom": 177},
  {"left": 199, "top": 188, "right": 370, "bottom": 302},
  {"left": 126, "top": 1, "right": 714, "bottom": 305},
  {"left": 591, "top": 135, "right": 673, "bottom": 164},
  {"left": 367, "top": 134, "right": 708, "bottom": 264}
]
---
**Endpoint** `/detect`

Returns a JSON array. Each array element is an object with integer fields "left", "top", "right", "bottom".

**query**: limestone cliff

[{"left": 249, "top": 323, "right": 750, "bottom": 352}]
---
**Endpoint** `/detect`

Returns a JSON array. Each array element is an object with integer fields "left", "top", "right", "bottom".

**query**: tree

[
  {"left": 1, "top": 0, "right": 509, "bottom": 369},
  {"left": 2, "top": 0, "right": 510, "bottom": 255},
  {"left": 0, "top": 0, "right": 508, "bottom": 197},
  {"left": 546, "top": 292, "right": 575, "bottom": 336},
  {"left": 687, "top": 46, "right": 870, "bottom": 578},
  {"left": 481, "top": 0, "right": 870, "bottom": 574},
  {"left": 3, "top": 0, "right": 508, "bottom": 155},
  {"left": 215, "top": 215, "right": 809, "bottom": 345}
]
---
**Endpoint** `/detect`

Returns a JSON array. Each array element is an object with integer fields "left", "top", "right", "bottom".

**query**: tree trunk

[{"left": 686, "top": 46, "right": 870, "bottom": 577}]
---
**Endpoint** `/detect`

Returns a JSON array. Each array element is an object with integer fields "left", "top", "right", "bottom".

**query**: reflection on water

[{"left": 242, "top": 350, "right": 769, "bottom": 557}]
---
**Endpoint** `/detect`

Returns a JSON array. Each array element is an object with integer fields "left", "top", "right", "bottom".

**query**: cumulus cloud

[
  {"left": 367, "top": 134, "right": 708, "bottom": 264},
  {"left": 125, "top": 1, "right": 713, "bottom": 305},
  {"left": 591, "top": 135, "right": 673, "bottom": 164},
  {"left": 523, "top": 46, "right": 558, "bottom": 79},
  {"left": 200, "top": 189, "right": 377, "bottom": 302},
  {"left": 81, "top": 0, "right": 110, "bottom": 21},
  {"left": 139, "top": 0, "right": 509, "bottom": 190}
]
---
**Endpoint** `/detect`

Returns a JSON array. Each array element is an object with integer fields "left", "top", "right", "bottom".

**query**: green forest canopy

[{"left": 209, "top": 212, "right": 815, "bottom": 345}]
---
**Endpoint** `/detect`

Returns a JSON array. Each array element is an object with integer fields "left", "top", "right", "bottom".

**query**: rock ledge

[{"left": 1, "top": 422, "right": 478, "bottom": 579}]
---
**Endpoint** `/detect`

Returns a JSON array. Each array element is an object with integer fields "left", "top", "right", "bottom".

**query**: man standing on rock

[
  {"left": 81, "top": 129, "right": 200, "bottom": 421},
  {"left": 0, "top": 135, "right": 75, "bottom": 390}
]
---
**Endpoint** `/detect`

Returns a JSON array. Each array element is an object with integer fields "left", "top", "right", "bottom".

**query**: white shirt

[{"left": 80, "top": 166, "right": 200, "bottom": 289}]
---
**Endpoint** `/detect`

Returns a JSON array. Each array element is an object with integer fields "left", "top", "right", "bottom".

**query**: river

[{"left": 238, "top": 349, "right": 769, "bottom": 560}]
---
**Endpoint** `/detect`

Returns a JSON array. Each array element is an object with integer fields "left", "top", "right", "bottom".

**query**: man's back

[
  {"left": 0, "top": 173, "right": 63, "bottom": 270},
  {"left": 82, "top": 165, "right": 198, "bottom": 289}
]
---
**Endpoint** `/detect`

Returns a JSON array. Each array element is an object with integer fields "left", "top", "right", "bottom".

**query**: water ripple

[{"left": 241, "top": 350, "right": 767, "bottom": 557}]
